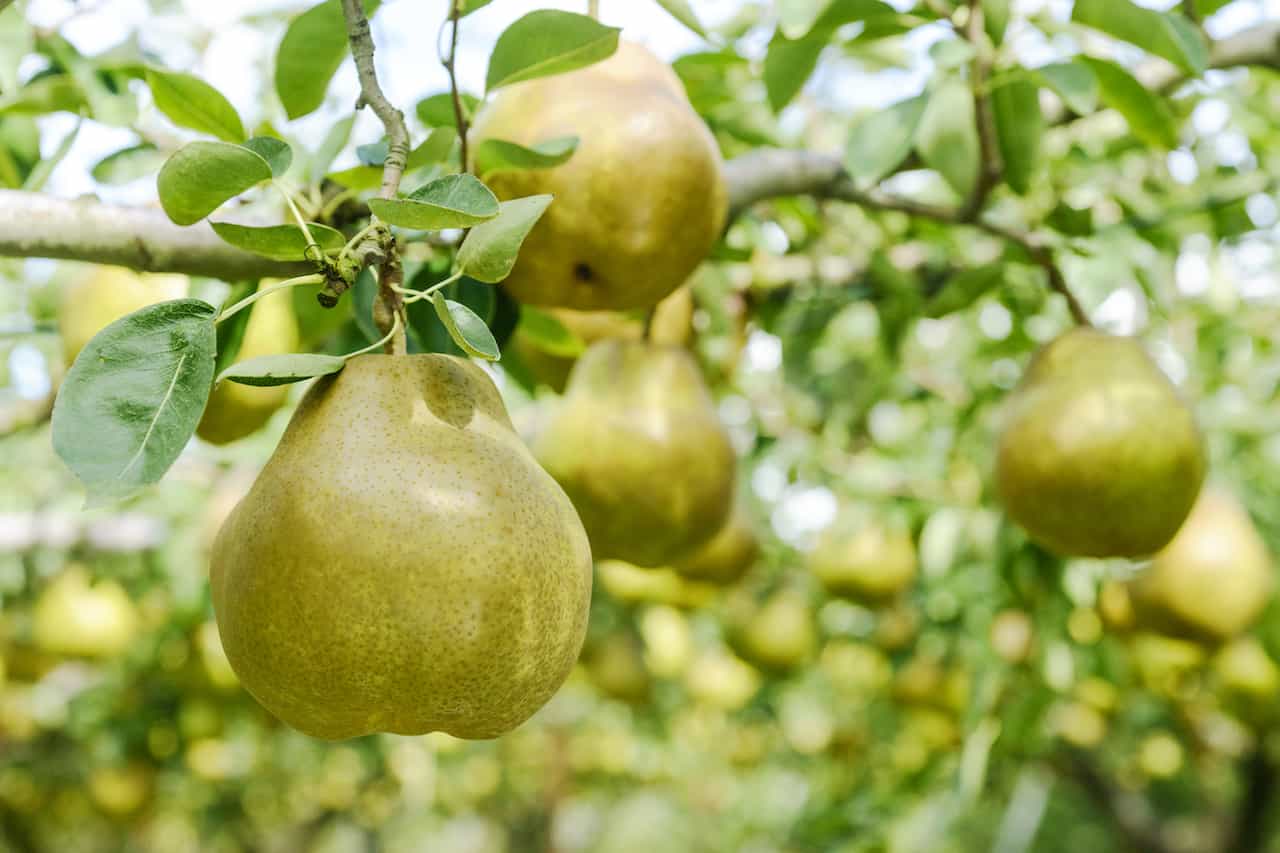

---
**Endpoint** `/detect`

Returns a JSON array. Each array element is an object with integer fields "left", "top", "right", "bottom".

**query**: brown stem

[
  {"left": 1224, "top": 748, "right": 1277, "bottom": 853},
  {"left": 442, "top": 1, "right": 471, "bottom": 173},
  {"left": 959, "top": 0, "right": 1001, "bottom": 221},
  {"left": 1056, "top": 749, "right": 1174, "bottom": 853}
]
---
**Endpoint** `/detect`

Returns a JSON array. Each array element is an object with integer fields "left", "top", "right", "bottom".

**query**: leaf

[
  {"left": 144, "top": 68, "right": 246, "bottom": 142},
  {"left": 764, "top": 0, "right": 899, "bottom": 111},
  {"left": 654, "top": 0, "right": 708, "bottom": 38},
  {"left": 276, "top": 0, "right": 349, "bottom": 120},
  {"left": 457, "top": 195, "right": 554, "bottom": 283},
  {"left": 213, "top": 282, "right": 255, "bottom": 376},
  {"left": 369, "top": 174, "right": 500, "bottom": 230},
  {"left": 1072, "top": 0, "right": 1207, "bottom": 75},
  {"left": 157, "top": 141, "right": 273, "bottom": 226},
  {"left": 0, "top": 75, "right": 85, "bottom": 116},
  {"left": 485, "top": 10, "right": 621, "bottom": 92},
  {"left": 417, "top": 92, "right": 481, "bottom": 128},
  {"left": 991, "top": 77, "right": 1042, "bottom": 195},
  {"left": 357, "top": 139, "right": 388, "bottom": 166},
  {"left": 1079, "top": 57, "right": 1180, "bottom": 149},
  {"left": 1035, "top": 61, "right": 1098, "bottom": 116},
  {"left": 0, "top": 116, "right": 38, "bottom": 188},
  {"left": 845, "top": 93, "right": 928, "bottom": 185},
  {"left": 405, "top": 272, "right": 494, "bottom": 355},
  {"left": 51, "top": 299, "right": 217, "bottom": 503},
  {"left": 459, "top": 0, "right": 494, "bottom": 14},
  {"left": 409, "top": 127, "right": 457, "bottom": 168},
  {"left": 915, "top": 79, "right": 979, "bottom": 199},
  {"left": 475, "top": 136, "right": 578, "bottom": 178},
  {"left": 219, "top": 353, "right": 346, "bottom": 386},
  {"left": 210, "top": 221, "right": 345, "bottom": 261},
  {"left": 925, "top": 264, "right": 1004, "bottom": 317},
  {"left": 91, "top": 144, "right": 167, "bottom": 185},
  {"left": 242, "top": 136, "right": 292, "bottom": 177},
  {"left": 431, "top": 293, "right": 499, "bottom": 360},
  {"left": 518, "top": 306, "right": 584, "bottom": 357},
  {"left": 21, "top": 120, "right": 79, "bottom": 193},
  {"left": 984, "top": 0, "right": 1011, "bottom": 45},
  {"left": 312, "top": 115, "right": 354, "bottom": 178}
]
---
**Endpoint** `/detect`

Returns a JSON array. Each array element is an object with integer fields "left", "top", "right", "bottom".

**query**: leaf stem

[
  {"left": 346, "top": 312, "right": 402, "bottom": 359},
  {"left": 339, "top": 222, "right": 380, "bottom": 261},
  {"left": 216, "top": 274, "right": 324, "bottom": 324},
  {"left": 274, "top": 181, "right": 321, "bottom": 261},
  {"left": 392, "top": 270, "right": 464, "bottom": 303}
]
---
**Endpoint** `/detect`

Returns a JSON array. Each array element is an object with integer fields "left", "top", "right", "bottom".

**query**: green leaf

[
  {"left": 219, "top": 353, "right": 346, "bottom": 386},
  {"left": 405, "top": 273, "right": 494, "bottom": 356},
  {"left": 417, "top": 92, "right": 481, "bottom": 128},
  {"left": 368, "top": 174, "right": 500, "bottom": 230},
  {"left": 991, "top": 77, "right": 1042, "bottom": 195},
  {"left": 312, "top": 115, "right": 354, "bottom": 178},
  {"left": 0, "top": 75, "right": 85, "bottom": 116},
  {"left": 0, "top": 116, "right": 38, "bottom": 188},
  {"left": 357, "top": 139, "right": 388, "bottom": 166},
  {"left": 1035, "top": 61, "right": 1098, "bottom": 115},
  {"left": 916, "top": 79, "right": 979, "bottom": 199},
  {"left": 518, "top": 306, "right": 584, "bottom": 357},
  {"left": 475, "top": 136, "right": 578, "bottom": 178},
  {"left": 242, "top": 136, "right": 292, "bottom": 177},
  {"left": 210, "top": 222, "right": 345, "bottom": 261},
  {"left": 984, "top": 0, "right": 1011, "bottom": 45},
  {"left": 459, "top": 0, "right": 494, "bottom": 14},
  {"left": 144, "top": 68, "right": 246, "bottom": 142},
  {"left": 845, "top": 93, "right": 928, "bottom": 185},
  {"left": 1079, "top": 57, "right": 1180, "bottom": 149},
  {"left": 1072, "top": 0, "right": 1207, "bottom": 75},
  {"left": 276, "top": 0, "right": 349, "bottom": 120},
  {"left": 457, "top": 195, "right": 554, "bottom": 283},
  {"left": 91, "top": 144, "right": 167, "bottom": 185},
  {"left": 924, "top": 264, "right": 1004, "bottom": 317},
  {"left": 654, "top": 0, "right": 708, "bottom": 38},
  {"left": 157, "top": 141, "right": 273, "bottom": 226},
  {"left": 22, "top": 120, "right": 79, "bottom": 193},
  {"left": 485, "top": 10, "right": 621, "bottom": 92},
  {"left": 431, "top": 292, "right": 499, "bottom": 361},
  {"left": 51, "top": 299, "right": 217, "bottom": 503},
  {"left": 213, "top": 282, "right": 255, "bottom": 376},
  {"left": 764, "top": 0, "right": 898, "bottom": 111},
  {"left": 409, "top": 127, "right": 457, "bottom": 168}
]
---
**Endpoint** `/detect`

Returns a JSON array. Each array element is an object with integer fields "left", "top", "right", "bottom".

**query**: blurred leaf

[
  {"left": 21, "top": 119, "right": 79, "bottom": 192},
  {"left": 475, "top": 136, "right": 578, "bottom": 178},
  {"left": 430, "top": 293, "right": 499, "bottom": 360},
  {"left": 764, "top": 0, "right": 900, "bottom": 111},
  {"left": 90, "top": 143, "right": 166, "bottom": 185},
  {"left": 210, "top": 222, "right": 345, "bottom": 261},
  {"left": 925, "top": 264, "right": 1004, "bottom": 317},
  {"left": 51, "top": 299, "right": 216, "bottom": 504},
  {"left": 486, "top": 11, "right": 621, "bottom": 92},
  {"left": 1047, "top": 201, "right": 1095, "bottom": 236},
  {"left": 1035, "top": 60, "right": 1098, "bottom": 116},
  {"left": 213, "top": 281, "right": 254, "bottom": 376},
  {"left": 312, "top": 115, "right": 354, "bottom": 178},
  {"left": 846, "top": 93, "right": 928, "bottom": 185},
  {"left": 1080, "top": 57, "right": 1180, "bottom": 149},
  {"left": 518, "top": 306, "right": 584, "bottom": 357},
  {"left": 144, "top": 68, "right": 246, "bottom": 142},
  {"left": 219, "top": 353, "right": 346, "bottom": 386},
  {"left": 984, "top": 0, "right": 1011, "bottom": 45},
  {"left": 1072, "top": 0, "right": 1207, "bottom": 75},
  {"left": 157, "top": 141, "right": 273, "bottom": 225},
  {"left": 457, "top": 195, "right": 553, "bottom": 283},
  {"left": 0, "top": 4, "right": 31, "bottom": 94},
  {"left": 991, "top": 77, "right": 1042, "bottom": 195},
  {"left": 276, "top": 0, "right": 374, "bottom": 120},
  {"left": 0, "top": 74, "right": 85, "bottom": 116},
  {"left": 458, "top": 0, "right": 493, "bottom": 14},
  {"left": 1211, "top": 197, "right": 1255, "bottom": 238},
  {"left": 368, "top": 174, "right": 500, "bottom": 230},
  {"left": 417, "top": 91, "right": 481, "bottom": 127},
  {"left": 654, "top": 0, "right": 708, "bottom": 38},
  {"left": 916, "top": 78, "right": 979, "bottom": 198}
]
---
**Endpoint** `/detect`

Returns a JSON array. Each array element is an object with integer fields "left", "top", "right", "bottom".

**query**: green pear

[
  {"left": 583, "top": 632, "right": 651, "bottom": 704},
  {"left": 470, "top": 42, "right": 727, "bottom": 311},
  {"left": 734, "top": 590, "right": 816, "bottom": 672},
  {"left": 534, "top": 339, "right": 736, "bottom": 567},
  {"left": 210, "top": 354, "right": 593, "bottom": 740},
  {"left": 996, "top": 328, "right": 1205, "bottom": 557},
  {"left": 673, "top": 501, "right": 759, "bottom": 585},
  {"left": 33, "top": 566, "right": 139, "bottom": 659},
  {"left": 809, "top": 520, "right": 917, "bottom": 605},
  {"left": 1128, "top": 487, "right": 1273, "bottom": 642},
  {"left": 197, "top": 285, "right": 301, "bottom": 445},
  {"left": 59, "top": 265, "right": 189, "bottom": 364}
]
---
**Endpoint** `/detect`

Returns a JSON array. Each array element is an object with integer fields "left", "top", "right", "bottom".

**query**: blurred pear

[
  {"left": 584, "top": 632, "right": 651, "bottom": 704},
  {"left": 211, "top": 354, "right": 592, "bottom": 739},
  {"left": 471, "top": 43, "right": 727, "bottom": 310},
  {"left": 685, "top": 650, "right": 760, "bottom": 711},
  {"left": 734, "top": 590, "right": 816, "bottom": 672},
  {"left": 197, "top": 286, "right": 300, "bottom": 444},
  {"left": 810, "top": 519, "right": 917, "bottom": 605},
  {"left": 33, "top": 566, "right": 138, "bottom": 659},
  {"left": 535, "top": 340, "right": 736, "bottom": 567},
  {"left": 87, "top": 764, "right": 152, "bottom": 817},
  {"left": 996, "top": 328, "right": 1205, "bottom": 557},
  {"left": 58, "top": 265, "right": 188, "bottom": 364},
  {"left": 673, "top": 500, "right": 759, "bottom": 585}
]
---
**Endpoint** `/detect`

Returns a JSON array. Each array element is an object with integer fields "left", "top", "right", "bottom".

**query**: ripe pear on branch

[
  {"left": 211, "top": 355, "right": 592, "bottom": 740},
  {"left": 471, "top": 42, "right": 727, "bottom": 311},
  {"left": 1128, "top": 486, "right": 1273, "bottom": 643},
  {"left": 534, "top": 339, "right": 736, "bottom": 568},
  {"left": 996, "top": 327, "right": 1206, "bottom": 558}
]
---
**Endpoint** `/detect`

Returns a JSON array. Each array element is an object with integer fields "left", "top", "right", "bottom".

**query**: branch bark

[{"left": 1224, "top": 747, "right": 1277, "bottom": 853}]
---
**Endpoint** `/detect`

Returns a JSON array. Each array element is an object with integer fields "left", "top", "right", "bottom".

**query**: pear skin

[
  {"left": 809, "top": 521, "right": 918, "bottom": 605},
  {"left": 674, "top": 501, "right": 759, "bottom": 585},
  {"left": 471, "top": 43, "right": 727, "bottom": 310},
  {"left": 197, "top": 286, "right": 301, "bottom": 444},
  {"left": 534, "top": 339, "right": 736, "bottom": 567},
  {"left": 996, "top": 328, "right": 1205, "bottom": 558},
  {"left": 210, "top": 354, "right": 592, "bottom": 740}
]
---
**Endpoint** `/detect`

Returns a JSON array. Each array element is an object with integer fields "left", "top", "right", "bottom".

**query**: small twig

[
  {"left": 341, "top": 0, "right": 410, "bottom": 201},
  {"left": 587, "top": 0, "right": 600, "bottom": 19},
  {"left": 1224, "top": 747, "right": 1277, "bottom": 853},
  {"left": 441, "top": 1, "right": 471, "bottom": 171},
  {"left": 959, "top": 0, "right": 1002, "bottom": 221},
  {"left": 1055, "top": 750, "right": 1174, "bottom": 853}
]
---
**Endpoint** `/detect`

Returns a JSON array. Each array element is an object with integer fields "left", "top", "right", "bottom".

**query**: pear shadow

[{"left": 419, "top": 357, "right": 478, "bottom": 430}]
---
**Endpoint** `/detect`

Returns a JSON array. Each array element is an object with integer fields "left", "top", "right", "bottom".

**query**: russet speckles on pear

[
  {"left": 995, "top": 328, "right": 1206, "bottom": 559},
  {"left": 210, "top": 354, "right": 593, "bottom": 740}
]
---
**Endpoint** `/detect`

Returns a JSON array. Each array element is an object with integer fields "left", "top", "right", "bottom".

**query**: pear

[
  {"left": 673, "top": 501, "right": 759, "bottom": 585},
  {"left": 210, "top": 354, "right": 592, "bottom": 740},
  {"left": 1128, "top": 487, "right": 1273, "bottom": 643},
  {"left": 197, "top": 286, "right": 301, "bottom": 444},
  {"left": 583, "top": 632, "right": 651, "bottom": 704},
  {"left": 471, "top": 43, "right": 727, "bottom": 310},
  {"left": 996, "top": 328, "right": 1205, "bottom": 558},
  {"left": 514, "top": 286, "right": 696, "bottom": 392},
  {"left": 534, "top": 339, "right": 736, "bottom": 567},
  {"left": 734, "top": 590, "right": 816, "bottom": 672},
  {"left": 809, "top": 520, "right": 917, "bottom": 605},
  {"left": 33, "top": 566, "right": 139, "bottom": 659},
  {"left": 59, "top": 265, "right": 189, "bottom": 364}
]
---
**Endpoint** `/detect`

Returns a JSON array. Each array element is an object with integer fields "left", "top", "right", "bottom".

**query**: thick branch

[
  {"left": 0, "top": 190, "right": 308, "bottom": 278},
  {"left": 341, "top": 0, "right": 409, "bottom": 201}
]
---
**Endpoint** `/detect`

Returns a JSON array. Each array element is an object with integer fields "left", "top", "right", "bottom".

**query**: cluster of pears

[{"left": 59, "top": 265, "right": 299, "bottom": 444}]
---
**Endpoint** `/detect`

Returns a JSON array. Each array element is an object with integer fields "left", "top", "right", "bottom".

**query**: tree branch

[
  {"left": 441, "top": 2, "right": 470, "bottom": 172},
  {"left": 960, "top": 0, "right": 1001, "bottom": 221},
  {"left": 1224, "top": 748, "right": 1277, "bottom": 853},
  {"left": 1056, "top": 750, "right": 1175, "bottom": 853},
  {"left": 341, "top": 0, "right": 409, "bottom": 201}
]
